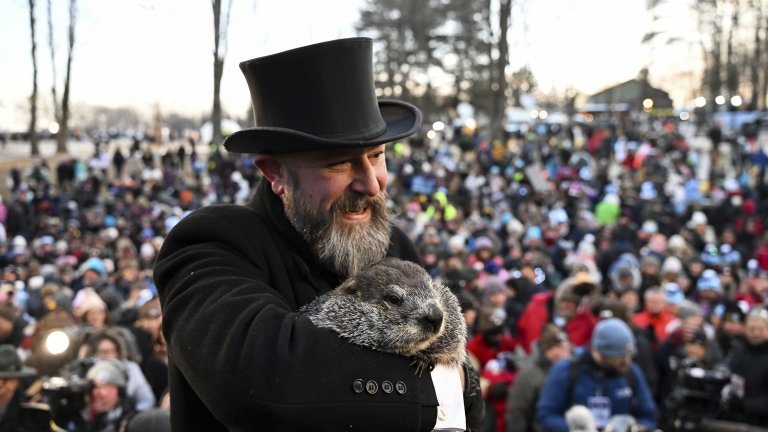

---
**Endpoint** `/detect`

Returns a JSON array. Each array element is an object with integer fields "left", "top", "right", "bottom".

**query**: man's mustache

[{"left": 331, "top": 193, "right": 386, "bottom": 214}]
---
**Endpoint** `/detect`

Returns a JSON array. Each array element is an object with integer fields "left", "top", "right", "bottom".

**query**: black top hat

[
  {"left": 0, "top": 345, "right": 36, "bottom": 379},
  {"left": 223, "top": 37, "right": 421, "bottom": 154}
]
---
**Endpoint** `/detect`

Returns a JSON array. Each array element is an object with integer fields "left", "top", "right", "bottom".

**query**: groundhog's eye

[{"left": 384, "top": 294, "right": 403, "bottom": 306}]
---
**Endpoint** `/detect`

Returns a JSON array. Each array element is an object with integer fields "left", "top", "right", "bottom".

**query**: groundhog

[{"left": 301, "top": 258, "right": 467, "bottom": 374}]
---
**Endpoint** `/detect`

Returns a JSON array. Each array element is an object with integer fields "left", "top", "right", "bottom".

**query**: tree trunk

[
  {"left": 725, "top": 9, "right": 738, "bottom": 96},
  {"left": 28, "top": 0, "right": 39, "bottom": 156},
  {"left": 57, "top": 0, "right": 75, "bottom": 154},
  {"left": 490, "top": 0, "right": 511, "bottom": 146},
  {"left": 47, "top": 0, "right": 60, "bottom": 123},
  {"left": 764, "top": 14, "right": 768, "bottom": 110},
  {"left": 211, "top": 0, "right": 231, "bottom": 146},
  {"left": 751, "top": 1, "right": 761, "bottom": 110}
]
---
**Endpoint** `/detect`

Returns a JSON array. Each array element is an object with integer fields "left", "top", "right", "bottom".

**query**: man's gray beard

[{"left": 283, "top": 185, "right": 392, "bottom": 277}]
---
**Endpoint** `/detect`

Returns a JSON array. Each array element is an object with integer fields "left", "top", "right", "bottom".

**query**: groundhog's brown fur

[{"left": 301, "top": 258, "right": 467, "bottom": 373}]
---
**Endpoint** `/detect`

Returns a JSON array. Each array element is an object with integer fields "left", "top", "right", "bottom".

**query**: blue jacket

[{"left": 535, "top": 353, "right": 657, "bottom": 432}]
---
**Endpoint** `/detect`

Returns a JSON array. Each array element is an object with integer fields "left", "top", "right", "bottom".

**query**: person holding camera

[
  {"left": 55, "top": 359, "right": 136, "bottom": 432},
  {"left": 80, "top": 329, "right": 156, "bottom": 412}
]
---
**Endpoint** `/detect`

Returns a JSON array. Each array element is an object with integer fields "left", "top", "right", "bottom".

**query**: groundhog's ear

[{"left": 339, "top": 281, "right": 360, "bottom": 297}]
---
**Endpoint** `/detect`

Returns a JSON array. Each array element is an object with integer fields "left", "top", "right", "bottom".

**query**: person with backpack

[{"left": 534, "top": 318, "right": 657, "bottom": 432}]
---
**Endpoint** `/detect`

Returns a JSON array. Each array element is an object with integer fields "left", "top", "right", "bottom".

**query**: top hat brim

[
  {"left": 0, "top": 365, "right": 37, "bottom": 379},
  {"left": 223, "top": 100, "right": 421, "bottom": 154}
]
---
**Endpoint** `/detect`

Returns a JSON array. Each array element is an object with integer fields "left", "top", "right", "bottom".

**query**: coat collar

[{"left": 247, "top": 177, "right": 344, "bottom": 282}]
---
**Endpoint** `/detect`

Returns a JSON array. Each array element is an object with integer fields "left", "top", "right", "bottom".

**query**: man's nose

[{"left": 350, "top": 159, "right": 381, "bottom": 196}]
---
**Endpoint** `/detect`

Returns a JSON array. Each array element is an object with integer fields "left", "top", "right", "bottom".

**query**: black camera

[
  {"left": 665, "top": 360, "right": 730, "bottom": 431},
  {"left": 41, "top": 358, "right": 96, "bottom": 422}
]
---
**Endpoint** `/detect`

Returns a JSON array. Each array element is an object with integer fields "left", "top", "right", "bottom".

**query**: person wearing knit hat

[
  {"left": 537, "top": 324, "right": 571, "bottom": 355},
  {"left": 57, "top": 358, "right": 137, "bottom": 432},
  {"left": 72, "top": 287, "right": 108, "bottom": 329},
  {"left": 467, "top": 235, "right": 505, "bottom": 283},
  {"left": 82, "top": 329, "right": 157, "bottom": 412},
  {"left": 505, "top": 324, "right": 571, "bottom": 432},
  {"left": 87, "top": 359, "right": 128, "bottom": 389},
  {"left": 660, "top": 281, "right": 685, "bottom": 324},
  {"left": 482, "top": 277, "right": 508, "bottom": 308},
  {"left": 666, "top": 234, "right": 692, "bottom": 261},
  {"left": 697, "top": 269, "right": 721, "bottom": 292},
  {"left": 695, "top": 269, "right": 724, "bottom": 318},
  {"left": 592, "top": 318, "right": 637, "bottom": 362},
  {"left": 536, "top": 318, "right": 657, "bottom": 431},
  {"left": 77, "top": 257, "right": 107, "bottom": 288},
  {"left": 660, "top": 256, "right": 683, "bottom": 279}
]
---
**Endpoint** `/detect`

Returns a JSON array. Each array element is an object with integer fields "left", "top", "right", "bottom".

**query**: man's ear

[{"left": 254, "top": 155, "right": 287, "bottom": 195}]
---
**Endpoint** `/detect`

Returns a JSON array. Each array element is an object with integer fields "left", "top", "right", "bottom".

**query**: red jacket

[
  {"left": 516, "top": 291, "right": 597, "bottom": 353},
  {"left": 466, "top": 333, "right": 518, "bottom": 369},
  {"left": 632, "top": 309, "right": 676, "bottom": 344}
]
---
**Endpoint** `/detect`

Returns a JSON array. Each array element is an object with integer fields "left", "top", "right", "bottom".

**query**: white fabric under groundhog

[{"left": 431, "top": 364, "right": 466, "bottom": 431}]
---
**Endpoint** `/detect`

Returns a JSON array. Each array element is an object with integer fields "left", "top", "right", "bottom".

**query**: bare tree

[
  {"left": 28, "top": 0, "right": 40, "bottom": 156},
  {"left": 490, "top": 0, "right": 512, "bottom": 145},
  {"left": 725, "top": 3, "right": 740, "bottom": 97},
  {"left": 211, "top": 0, "right": 232, "bottom": 146},
  {"left": 55, "top": 0, "right": 76, "bottom": 154},
  {"left": 441, "top": 0, "right": 493, "bottom": 107},
  {"left": 750, "top": 0, "right": 763, "bottom": 109},
  {"left": 47, "top": 0, "right": 60, "bottom": 123}
]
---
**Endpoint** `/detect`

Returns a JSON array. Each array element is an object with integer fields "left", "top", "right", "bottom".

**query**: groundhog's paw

[{"left": 410, "top": 355, "right": 434, "bottom": 376}]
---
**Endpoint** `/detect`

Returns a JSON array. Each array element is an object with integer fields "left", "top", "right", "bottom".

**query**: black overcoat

[{"left": 154, "top": 179, "right": 439, "bottom": 431}]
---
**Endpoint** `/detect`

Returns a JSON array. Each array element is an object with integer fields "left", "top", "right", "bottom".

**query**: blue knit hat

[
  {"left": 664, "top": 282, "right": 685, "bottom": 305},
  {"left": 697, "top": 269, "right": 722, "bottom": 293},
  {"left": 592, "top": 318, "right": 636, "bottom": 357},
  {"left": 82, "top": 257, "right": 106, "bottom": 276}
]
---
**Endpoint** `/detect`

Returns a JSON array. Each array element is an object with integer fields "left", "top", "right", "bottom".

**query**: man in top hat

[
  {"left": 154, "top": 38, "right": 482, "bottom": 431},
  {"left": 0, "top": 344, "right": 50, "bottom": 431}
]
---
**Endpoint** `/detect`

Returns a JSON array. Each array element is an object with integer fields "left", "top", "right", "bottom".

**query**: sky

[{"left": 0, "top": 0, "right": 696, "bottom": 131}]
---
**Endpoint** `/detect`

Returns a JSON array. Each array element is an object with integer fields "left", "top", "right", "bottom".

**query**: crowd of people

[{"left": 0, "top": 109, "right": 767, "bottom": 431}]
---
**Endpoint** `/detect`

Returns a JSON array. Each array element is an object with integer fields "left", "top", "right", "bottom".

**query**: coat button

[
  {"left": 395, "top": 381, "right": 407, "bottom": 395},
  {"left": 365, "top": 380, "right": 378, "bottom": 395},
  {"left": 352, "top": 379, "right": 365, "bottom": 393},
  {"left": 381, "top": 381, "right": 393, "bottom": 394}
]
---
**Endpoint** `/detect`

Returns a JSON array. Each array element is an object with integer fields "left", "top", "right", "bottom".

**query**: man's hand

[{"left": 462, "top": 361, "right": 484, "bottom": 432}]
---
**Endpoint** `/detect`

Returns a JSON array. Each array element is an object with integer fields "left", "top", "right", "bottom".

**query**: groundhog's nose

[{"left": 420, "top": 304, "right": 444, "bottom": 333}]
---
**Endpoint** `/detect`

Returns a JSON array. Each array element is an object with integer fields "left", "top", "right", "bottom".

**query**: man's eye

[{"left": 327, "top": 160, "right": 351, "bottom": 169}]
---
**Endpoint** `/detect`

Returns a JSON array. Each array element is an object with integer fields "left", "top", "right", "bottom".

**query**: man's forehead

[{"left": 283, "top": 144, "right": 386, "bottom": 162}]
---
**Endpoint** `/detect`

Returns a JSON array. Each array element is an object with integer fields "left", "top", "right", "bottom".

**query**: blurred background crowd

[{"left": 0, "top": 112, "right": 767, "bottom": 431}]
